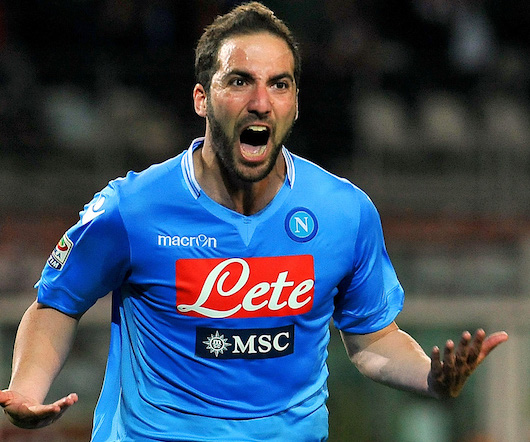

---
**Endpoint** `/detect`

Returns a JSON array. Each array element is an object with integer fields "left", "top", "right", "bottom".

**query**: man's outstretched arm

[
  {"left": 0, "top": 301, "right": 79, "bottom": 429},
  {"left": 341, "top": 321, "right": 508, "bottom": 398}
]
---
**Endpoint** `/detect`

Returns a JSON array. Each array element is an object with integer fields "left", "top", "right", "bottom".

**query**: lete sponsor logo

[{"left": 176, "top": 255, "right": 314, "bottom": 318}]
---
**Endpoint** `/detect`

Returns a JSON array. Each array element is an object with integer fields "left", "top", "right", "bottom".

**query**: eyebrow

[
  {"left": 270, "top": 72, "right": 295, "bottom": 84},
  {"left": 227, "top": 70, "right": 253, "bottom": 81},
  {"left": 226, "top": 69, "right": 295, "bottom": 84}
]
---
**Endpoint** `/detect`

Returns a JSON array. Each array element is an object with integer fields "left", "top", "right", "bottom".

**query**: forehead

[{"left": 215, "top": 32, "right": 295, "bottom": 77}]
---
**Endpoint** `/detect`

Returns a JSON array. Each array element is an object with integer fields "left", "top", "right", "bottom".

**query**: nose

[{"left": 247, "top": 84, "right": 271, "bottom": 117}]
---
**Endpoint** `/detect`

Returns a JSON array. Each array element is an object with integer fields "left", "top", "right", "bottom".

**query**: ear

[{"left": 193, "top": 83, "right": 208, "bottom": 117}]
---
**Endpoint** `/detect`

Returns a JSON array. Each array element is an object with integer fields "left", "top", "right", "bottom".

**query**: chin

[{"left": 234, "top": 160, "right": 275, "bottom": 183}]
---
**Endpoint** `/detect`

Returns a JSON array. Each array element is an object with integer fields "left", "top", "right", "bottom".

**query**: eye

[
  {"left": 231, "top": 77, "right": 247, "bottom": 87},
  {"left": 272, "top": 80, "right": 291, "bottom": 91}
]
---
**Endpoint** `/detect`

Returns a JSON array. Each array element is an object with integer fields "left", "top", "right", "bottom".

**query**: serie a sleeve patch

[{"left": 47, "top": 233, "right": 74, "bottom": 271}]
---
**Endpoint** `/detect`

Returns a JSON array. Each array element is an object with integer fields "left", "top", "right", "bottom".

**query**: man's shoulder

[
  {"left": 290, "top": 152, "right": 368, "bottom": 199},
  {"left": 111, "top": 152, "right": 186, "bottom": 194}
]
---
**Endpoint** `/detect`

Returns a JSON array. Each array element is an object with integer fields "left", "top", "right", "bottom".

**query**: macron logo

[{"left": 158, "top": 234, "right": 217, "bottom": 248}]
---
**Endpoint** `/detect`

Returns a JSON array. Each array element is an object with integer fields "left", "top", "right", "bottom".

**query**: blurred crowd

[{"left": 1, "top": 0, "right": 529, "bottom": 176}]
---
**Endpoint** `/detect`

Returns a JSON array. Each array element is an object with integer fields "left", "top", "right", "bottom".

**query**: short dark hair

[{"left": 195, "top": 2, "right": 301, "bottom": 92}]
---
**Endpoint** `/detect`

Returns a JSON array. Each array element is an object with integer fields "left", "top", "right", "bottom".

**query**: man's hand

[
  {"left": 428, "top": 329, "right": 508, "bottom": 399},
  {"left": 0, "top": 389, "right": 78, "bottom": 429}
]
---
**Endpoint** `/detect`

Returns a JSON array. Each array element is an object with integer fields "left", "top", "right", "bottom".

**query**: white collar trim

[{"left": 181, "top": 137, "right": 295, "bottom": 199}]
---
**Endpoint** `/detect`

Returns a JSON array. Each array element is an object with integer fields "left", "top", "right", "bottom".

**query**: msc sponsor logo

[
  {"left": 196, "top": 325, "right": 294, "bottom": 359},
  {"left": 176, "top": 256, "right": 314, "bottom": 319},
  {"left": 158, "top": 233, "right": 217, "bottom": 248},
  {"left": 285, "top": 207, "right": 318, "bottom": 242},
  {"left": 47, "top": 233, "right": 73, "bottom": 270}
]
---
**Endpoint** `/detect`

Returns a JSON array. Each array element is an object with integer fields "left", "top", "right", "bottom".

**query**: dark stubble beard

[{"left": 206, "top": 100, "right": 295, "bottom": 183}]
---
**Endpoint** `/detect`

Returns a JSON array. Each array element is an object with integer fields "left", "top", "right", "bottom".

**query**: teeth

[{"left": 248, "top": 125, "right": 268, "bottom": 132}]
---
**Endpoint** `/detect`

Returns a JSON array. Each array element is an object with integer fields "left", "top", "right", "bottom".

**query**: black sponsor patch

[{"left": 196, "top": 325, "right": 294, "bottom": 359}]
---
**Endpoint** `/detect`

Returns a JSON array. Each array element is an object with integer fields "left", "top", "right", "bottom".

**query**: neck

[{"left": 193, "top": 143, "right": 286, "bottom": 216}]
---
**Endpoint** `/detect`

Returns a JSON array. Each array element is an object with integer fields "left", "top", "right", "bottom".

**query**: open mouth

[{"left": 239, "top": 125, "right": 271, "bottom": 159}]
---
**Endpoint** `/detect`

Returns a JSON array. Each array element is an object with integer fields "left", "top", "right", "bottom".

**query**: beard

[{"left": 206, "top": 100, "right": 295, "bottom": 183}]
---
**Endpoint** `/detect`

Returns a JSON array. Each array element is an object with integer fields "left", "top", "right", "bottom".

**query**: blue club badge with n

[{"left": 285, "top": 208, "right": 318, "bottom": 242}]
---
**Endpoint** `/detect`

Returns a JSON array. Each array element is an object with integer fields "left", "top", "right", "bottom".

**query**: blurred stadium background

[{"left": 0, "top": 0, "right": 529, "bottom": 440}]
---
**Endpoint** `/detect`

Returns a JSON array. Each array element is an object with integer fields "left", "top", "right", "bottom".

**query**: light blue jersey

[{"left": 37, "top": 138, "right": 404, "bottom": 441}]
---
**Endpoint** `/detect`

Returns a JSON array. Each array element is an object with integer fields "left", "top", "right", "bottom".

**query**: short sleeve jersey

[{"left": 37, "top": 138, "right": 404, "bottom": 440}]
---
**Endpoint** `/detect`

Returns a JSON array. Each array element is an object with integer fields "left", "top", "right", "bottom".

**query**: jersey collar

[{"left": 181, "top": 137, "right": 295, "bottom": 199}]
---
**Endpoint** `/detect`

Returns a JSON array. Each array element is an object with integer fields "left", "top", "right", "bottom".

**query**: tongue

[{"left": 240, "top": 142, "right": 266, "bottom": 159}]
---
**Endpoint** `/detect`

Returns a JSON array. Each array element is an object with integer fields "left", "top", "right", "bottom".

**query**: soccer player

[{"left": 0, "top": 3, "right": 508, "bottom": 441}]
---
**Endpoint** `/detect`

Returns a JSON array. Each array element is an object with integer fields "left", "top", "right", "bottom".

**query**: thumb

[{"left": 477, "top": 331, "right": 508, "bottom": 364}]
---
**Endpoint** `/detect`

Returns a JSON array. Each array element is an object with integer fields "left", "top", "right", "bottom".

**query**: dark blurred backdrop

[{"left": 1, "top": 1, "right": 529, "bottom": 441}]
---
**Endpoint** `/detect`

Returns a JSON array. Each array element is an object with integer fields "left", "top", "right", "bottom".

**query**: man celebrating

[{"left": 1, "top": 3, "right": 507, "bottom": 441}]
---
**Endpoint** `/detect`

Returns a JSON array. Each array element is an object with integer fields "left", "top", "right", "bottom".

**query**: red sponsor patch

[{"left": 176, "top": 255, "right": 314, "bottom": 319}]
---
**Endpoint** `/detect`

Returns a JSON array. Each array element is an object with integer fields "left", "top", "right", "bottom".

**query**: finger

[
  {"left": 477, "top": 331, "right": 509, "bottom": 364},
  {"left": 44, "top": 394, "right": 78, "bottom": 426},
  {"left": 26, "top": 403, "right": 62, "bottom": 417},
  {"left": 53, "top": 393, "right": 78, "bottom": 410},
  {"left": 455, "top": 330, "right": 472, "bottom": 369},
  {"left": 442, "top": 339, "right": 455, "bottom": 376},
  {"left": 465, "top": 329, "right": 485, "bottom": 366},
  {"left": 23, "top": 402, "right": 72, "bottom": 428},
  {"left": 0, "top": 389, "right": 17, "bottom": 407},
  {"left": 430, "top": 346, "right": 443, "bottom": 380},
  {"left": 27, "top": 393, "right": 78, "bottom": 416}
]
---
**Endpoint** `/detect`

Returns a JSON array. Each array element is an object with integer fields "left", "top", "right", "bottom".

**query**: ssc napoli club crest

[{"left": 285, "top": 208, "right": 318, "bottom": 242}]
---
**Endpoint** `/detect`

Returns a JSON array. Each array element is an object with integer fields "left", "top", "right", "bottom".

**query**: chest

[{"left": 123, "top": 198, "right": 355, "bottom": 322}]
